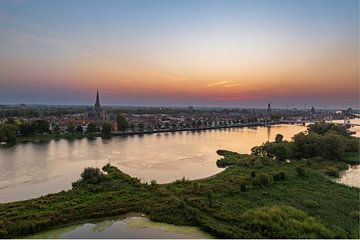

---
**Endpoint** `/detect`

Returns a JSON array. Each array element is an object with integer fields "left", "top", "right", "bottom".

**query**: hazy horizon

[{"left": 0, "top": 0, "right": 359, "bottom": 108}]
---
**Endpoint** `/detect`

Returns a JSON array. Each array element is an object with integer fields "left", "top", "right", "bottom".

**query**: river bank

[{"left": 11, "top": 121, "right": 301, "bottom": 144}]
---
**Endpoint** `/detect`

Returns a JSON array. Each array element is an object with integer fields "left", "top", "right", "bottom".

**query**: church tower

[
  {"left": 94, "top": 90, "right": 101, "bottom": 113},
  {"left": 267, "top": 102, "right": 271, "bottom": 114}
]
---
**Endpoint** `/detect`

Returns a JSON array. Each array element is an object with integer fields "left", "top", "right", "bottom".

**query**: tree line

[{"left": 251, "top": 121, "right": 359, "bottom": 162}]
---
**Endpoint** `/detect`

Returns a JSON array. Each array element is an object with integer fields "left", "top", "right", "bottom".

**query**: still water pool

[{"left": 26, "top": 214, "right": 212, "bottom": 239}]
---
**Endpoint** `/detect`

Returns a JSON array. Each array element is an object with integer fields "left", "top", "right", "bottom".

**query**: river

[{"left": 0, "top": 124, "right": 306, "bottom": 202}]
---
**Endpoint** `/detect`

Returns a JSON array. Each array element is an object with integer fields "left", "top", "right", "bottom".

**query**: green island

[{"left": 0, "top": 122, "right": 359, "bottom": 238}]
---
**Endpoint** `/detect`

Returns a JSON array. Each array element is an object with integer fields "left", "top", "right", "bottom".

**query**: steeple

[{"left": 94, "top": 90, "right": 101, "bottom": 112}]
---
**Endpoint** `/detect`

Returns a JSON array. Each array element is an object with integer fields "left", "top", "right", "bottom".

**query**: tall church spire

[{"left": 94, "top": 89, "right": 101, "bottom": 112}]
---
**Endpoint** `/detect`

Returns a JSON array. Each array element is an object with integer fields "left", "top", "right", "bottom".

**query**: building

[
  {"left": 94, "top": 90, "right": 101, "bottom": 114},
  {"left": 87, "top": 90, "right": 105, "bottom": 126},
  {"left": 267, "top": 102, "right": 271, "bottom": 114},
  {"left": 311, "top": 106, "right": 315, "bottom": 114}
]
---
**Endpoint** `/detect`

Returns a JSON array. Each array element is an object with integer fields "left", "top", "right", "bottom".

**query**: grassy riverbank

[{"left": 0, "top": 151, "right": 359, "bottom": 238}]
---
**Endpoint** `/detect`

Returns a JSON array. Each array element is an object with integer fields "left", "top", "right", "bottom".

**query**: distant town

[{"left": 0, "top": 90, "right": 357, "bottom": 142}]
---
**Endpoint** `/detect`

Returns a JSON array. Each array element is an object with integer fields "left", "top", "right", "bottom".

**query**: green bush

[
  {"left": 241, "top": 206, "right": 334, "bottom": 238},
  {"left": 350, "top": 211, "right": 359, "bottom": 220},
  {"left": 72, "top": 167, "right": 106, "bottom": 189},
  {"left": 324, "top": 167, "right": 340, "bottom": 178},
  {"left": 150, "top": 179, "right": 158, "bottom": 189},
  {"left": 345, "top": 137, "right": 360, "bottom": 152},
  {"left": 303, "top": 199, "right": 320, "bottom": 208},
  {"left": 292, "top": 130, "right": 348, "bottom": 161},
  {"left": 240, "top": 182, "right": 247, "bottom": 192},
  {"left": 295, "top": 167, "right": 306, "bottom": 177},
  {"left": 273, "top": 172, "right": 286, "bottom": 181},
  {"left": 252, "top": 173, "right": 272, "bottom": 187}
]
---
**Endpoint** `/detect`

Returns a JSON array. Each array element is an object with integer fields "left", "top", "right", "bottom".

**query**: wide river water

[
  {"left": 0, "top": 121, "right": 358, "bottom": 203},
  {"left": 0, "top": 124, "right": 306, "bottom": 202}
]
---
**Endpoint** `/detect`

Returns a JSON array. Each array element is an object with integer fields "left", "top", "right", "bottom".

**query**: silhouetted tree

[
  {"left": 87, "top": 123, "right": 97, "bottom": 133},
  {"left": 275, "top": 134, "right": 284, "bottom": 143},
  {"left": 102, "top": 122, "right": 112, "bottom": 135},
  {"left": 116, "top": 114, "right": 129, "bottom": 131},
  {"left": 0, "top": 124, "right": 17, "bottom": 142}
]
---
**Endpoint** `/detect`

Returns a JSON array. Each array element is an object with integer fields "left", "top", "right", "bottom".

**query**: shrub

[
  {"left": 206, "top": 190, "right": 215, "bottom": 207},
  {"left": 251, "top": 171, "right": 256, "bottom": 178},
  {"left": 80, "top": 167, "right": 104, "bottom": 184},
  {"left": 345, "top": 137, "right": 360, "bottom": 152},
  {"left": 350, "top": 211, "right": 359, "bottom": 220},
  {"left": 252, "top": 173, "right": 272, "bottom": 187},
  {"left": 241, "top": 205, "right": 334, "bottom": 238},
  {"left": 150, "top": 179, "right": 157, "bottom": 188},
  {"left": 252, "top": 142, "right": 290, "bottom": 161},
  {"left": 307, "top": 121, "right": 349, "bottom": 137},
  {"left": 295, "top": 167, "right": 306, "bottom": 177},
  {"left": 191, "top": 182, "right": 200, "bottom": 193},
  {"left": 324, "top": 167, "right": 340, "bottom": 178},
  {"left": 273, "top": 172, "right": 286, "bottom": 181},
  {"left": 303, "top": 199, "right": 320, "bottom": 208},
  {"left": 275, "top": 134, "right": 284, "bottom": 143},
  {"left": 240, "top": 182, "right": 247, "bottom": 192}
]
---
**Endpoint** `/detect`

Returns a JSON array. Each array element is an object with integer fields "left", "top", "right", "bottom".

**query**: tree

[
  {"left": 0, "top": 124, "right": 17, "bottom": 142},
  {"left": 102, "top": 122, "right": 112, "bottom": 135},
  {"left": 116, "top": 114, "right": 129, "bottom": 131},
  {"left": 251, "top": 141, "right": 289, "bottom": 161},
  {"left": 275, "top": 134, "right": 284, "bottom": 143},
  {"left": 321, "top": 133, "right": 346, "bottom": 160},
  {"left": 53, "top": 124, "right": 61, "bottom": 135},
  {"left": 31, "top": 120, "right": 50, "bottom": 134},
  {"left": 5, "top": 117, "right": 22, "bottom": 130},
  {"left": 292, "top": 132, "right": 346, "bottom": 160},
  {"left": 308, "top": 121, "right": 349, "bottom": 137},
  {"left": 72, "top": 167, "right": 105, "bottom": 188},
  {"left": 138, "top": 122, "right": 144, "bottom": 131},
  {"left": 19, "top": 122, "right": 33, "bottom": 136},
  {"left": 76, "top": 125, "right": 83, "bottom": 134},
  {"left": 66, "top": 124, "right": 77, "bottom": 134},
  {"left": 87, "top": 123, "right": 97, "bottom": 133},
  {"left": 267, "top": 144, "right": 287, "bottom": 161},
  {"left": 292, "top": 132, "right": 322, "bottom": 159}
]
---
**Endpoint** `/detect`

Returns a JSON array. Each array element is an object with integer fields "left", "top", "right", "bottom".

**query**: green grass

[{"left": 0, "top": 154, "right": 359, "bottom": 239}]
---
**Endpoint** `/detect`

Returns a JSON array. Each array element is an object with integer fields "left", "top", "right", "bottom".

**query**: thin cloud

[{"left": 207, "top": 81, "right": 229, "bottom": 87}]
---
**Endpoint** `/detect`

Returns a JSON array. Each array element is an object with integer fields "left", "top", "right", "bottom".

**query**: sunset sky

[{"left": 0, "top": 0, "right": 358, "bottom": 108}]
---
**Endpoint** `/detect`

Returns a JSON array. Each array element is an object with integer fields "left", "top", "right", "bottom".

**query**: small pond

[{"left": 26, "top": 214, "right": 212, "bottom": 239}]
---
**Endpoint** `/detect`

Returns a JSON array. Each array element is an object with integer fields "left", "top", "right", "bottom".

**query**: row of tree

[
  {"left": 251, "top": 122, "right": 359, "bottom": 161},
  {"left": 0, "top": 116, "right": 120, "bottom": 143}
]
